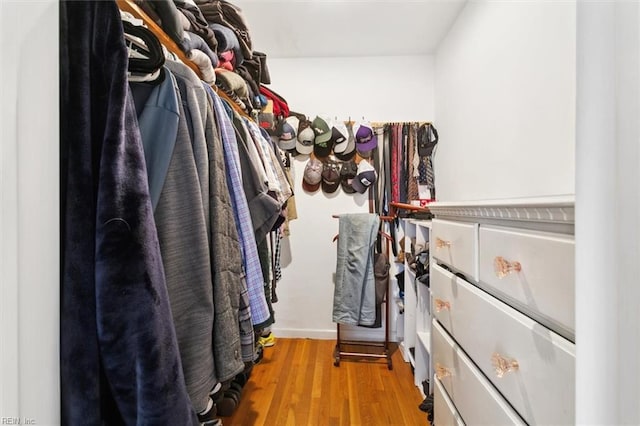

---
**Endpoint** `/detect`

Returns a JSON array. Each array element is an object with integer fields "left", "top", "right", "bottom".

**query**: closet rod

[
  {"left": 342, "top": 121, "right": 432, "bottom": 127},
  {"left": 332, "top": 214, "right": 395, "bottom": 222},
  {"left": 116, "top": 0, "right": 251, "bottom": 120},
  {"left": 370, "top": 121, "right": 431, "bottom": 127}
]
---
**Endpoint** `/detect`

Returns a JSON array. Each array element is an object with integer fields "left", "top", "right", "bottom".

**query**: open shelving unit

[{"left": 398, "top": 218, "right": 433, "bottom": 396}]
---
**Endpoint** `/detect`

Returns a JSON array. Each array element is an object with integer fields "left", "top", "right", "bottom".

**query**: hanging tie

[
  {"left": 425, "top": 156, "right": 435, "bottom": 189},
  {"left": 412, "top": 125, "right": 420, "bottom": 179},
  {"left": 406, "top": 123, "right": 419, "bottom": 202},
  {"left": 418, "top": 156, "right": 428, "bottom": 184}
]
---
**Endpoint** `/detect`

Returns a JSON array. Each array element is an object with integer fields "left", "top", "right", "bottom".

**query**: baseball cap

[
  {"left": 302, "top": 157, "right": 323, "bottom": 192},
  {"left": 353, "top": 121, "right": 378, "bottom": 156},
  {"left": 335, "top": 122, "right": 356, "bottom": 161},
  {"left": 312, "top": 116, "right": 334, "bottom": 158},
  {"left": 351, "top": 160, "right": 377, "bottom": 194},
  {"left": 296, "top": 119, "right": 315, "bottom": 155},
  {"left": 278, "top": 115, "right": 299, "bottom": 151},
  {"left": 321, "top": 160, "right": 341, "bottom": 194},
  {"left": 340, "top": 160, "right": 358, "bottom": 194},
  {"left": 331, "top": 122, "right": 350, "bottom": 154}
]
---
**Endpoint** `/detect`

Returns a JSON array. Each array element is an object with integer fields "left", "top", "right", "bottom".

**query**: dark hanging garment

[
  {"left": 399, "top": 124, "right": 407, "bottom": 203},
  {"left": 390, "top": 123, "right": 400, "bottom": 205},
  {"left": 59, "top": 1, "right": 197, "bottom": 424},
  {"left": 407, "top": 124, "right": 420, "bottom": 202},
  {"left": 359, "top": 252, "right": 390, "bottom": 329}
]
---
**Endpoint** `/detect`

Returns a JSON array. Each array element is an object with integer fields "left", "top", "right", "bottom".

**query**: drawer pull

[
  {"left": 435, "top": 363, "right": 452, "bottom": 380},
  {"left": 494, "top": 256, "right": 522, "bottom": 278},
  {"left": 434, "top": 298, "right": 451, "bottom": 312},
  {"left": 435, "top": 237, "right": 451, "bottom": 249},
  {"left": 491, "top": 352, "right": 519, "bottom": 378}
]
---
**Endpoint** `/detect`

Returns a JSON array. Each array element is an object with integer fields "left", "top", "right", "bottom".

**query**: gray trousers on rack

[{"left": 332, "top": 213, "right": 380, "bottom": 326}]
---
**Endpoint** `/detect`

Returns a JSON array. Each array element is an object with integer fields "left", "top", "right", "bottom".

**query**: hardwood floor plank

[
  {"left": 292, "top": 339, "right": 313, "bottom": 424},
  {"left": 221, "top": 338, "right": 429, "bottom": 426},
  {"left": 346, "top": 364, "right": 362, "bottom": 425},
  {"left": 256, "top": 339, "right": 293, "bottom": 426}
]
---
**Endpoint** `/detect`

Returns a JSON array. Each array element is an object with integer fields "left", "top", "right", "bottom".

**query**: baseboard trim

[{"left": 272, "top": 326, "right": 398, "bottom": 342}]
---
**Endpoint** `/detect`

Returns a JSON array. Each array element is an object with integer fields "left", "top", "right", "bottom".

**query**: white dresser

[{"left": 428, "top": 196, "right": 575, "bottom": 425}]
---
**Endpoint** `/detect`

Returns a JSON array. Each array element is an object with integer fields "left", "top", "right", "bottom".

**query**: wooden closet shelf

[
  {"left": 390, "top": 202, "right": 430, "bottom": 212},
  {"left": 116, "top": 0, "right": 251, "bottom": 119}
]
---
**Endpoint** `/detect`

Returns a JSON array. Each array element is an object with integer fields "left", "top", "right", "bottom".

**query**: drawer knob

[
  {"left": 435, "top": 363, "right": 452, "bottom": 380},
  {"left": 494, "top": 256, "right": 522, "bottom": 278},
  {"left": 434, "top": 298, "right": 451, "bottom": 312},
  {"left": 491, "top": 352, "right": 519, "bottom": 378},
  {"left": 435, "top": 237, "right": 451, "bottom": 249}
]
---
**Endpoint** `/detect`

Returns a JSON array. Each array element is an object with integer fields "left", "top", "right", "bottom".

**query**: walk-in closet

[{"left": 2, "top": 1, "right": 640, "bottom": 425}]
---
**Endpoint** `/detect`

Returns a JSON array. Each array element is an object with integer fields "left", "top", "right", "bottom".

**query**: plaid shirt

[{"left": 209, "top": 90, "right": 271, "bottom": 326}]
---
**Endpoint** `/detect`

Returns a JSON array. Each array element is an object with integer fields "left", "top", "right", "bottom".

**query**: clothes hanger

[
  {"left": 122, "top": 21, "right": 165, "bottom": 77},
  {"left": 129, "top": 68, "right": 163, "bottom": 83},
  {"left": 332, "top": 230, "right": 392, "bottom": 243},
  {"left": 331, "top": 214, "right": 395, "bottom": 242}
]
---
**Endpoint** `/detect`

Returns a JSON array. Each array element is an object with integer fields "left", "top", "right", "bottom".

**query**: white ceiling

[{"left": 234, "top": 0, "right": 467, "bottom": 58}]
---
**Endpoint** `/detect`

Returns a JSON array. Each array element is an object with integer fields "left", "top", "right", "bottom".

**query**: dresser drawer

[
  {"left": 431, "top": 263, "right": 575, "bottom": 425},
  {"left": 479, "top": 225, "right": 575, "bottom": 339},
  {"left": 432, "top": 320, "right": 525, "bottom": 425},
  {"left": 434, "top": 375, "right": 465, "bottom": 426},
  {"left": 431, "top": 219, "right": 478, "bottom": 281}
]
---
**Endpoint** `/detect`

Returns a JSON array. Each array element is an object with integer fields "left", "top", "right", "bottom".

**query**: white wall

[
  {"left": 266, "top": 56, "right": 435, "bottom": 339},
  {"left": 576, "top": 1, "right": 640, "bottom": 423},
  {"left": 2, "top": 1, "right": 638, "bottom": 424},
  {"left": 434, "top": 1, "right": 576, "bottom": 202},
  {"left": 1, "top": 0, "right": 60, "bottom": 424},
  {"left": 267, "top": 56, "right": 435, "bottom": 123}
]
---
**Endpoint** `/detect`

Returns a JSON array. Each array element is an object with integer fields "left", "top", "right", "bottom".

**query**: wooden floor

[{"left": 221, "top": 338, "right": 429, "bottom": 426}]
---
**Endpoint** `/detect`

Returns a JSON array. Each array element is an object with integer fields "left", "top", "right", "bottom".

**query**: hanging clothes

[
  {"left": 202, "top": 85, "right": 257, "bottom": 361},
  {"left": 407, "top": 123, "right": 420, "bottom": 202},
  {"left": 279, "top": 152, "right": 298, "bottom": 237},
  {"left": 131, "top": 68, "right": 180, "bottom": 211},
  {"left": 257, "top": 237, "right": 276, "bottom": 329},
  {"left": 145, "top": 69, "right": 219, "bottom": 413},
  {"left": 273, "top": 229, "right": 283, "bottom": 296},
  {"left": 231, "top": 111, "right": 282, "bottom": 246},
  {"left": 373, "top": 126, "right": 386, "bottom": 215},
  {"left": 359, "top": 252, "right": 390, "bottom": 329},
  {"left": 60, "top": 1, "right": 196, "bottom": 423},
  {"left": 244, "top": 119, "right": 284, "bottom": 199},
  {"left": 382, "top": 124, "right": 392, "bottom": 216},
  {"left": 164, "top": 60, "right": 247, "bottom": 384},
  {"left": 247, "top": 119, "right": 293, "bottom": 206},
  {"left": 399, "top": 123, "right": 408, "bottom": 203},
  {"left": 417, "top": 123, "right": 439, "bottom": 199},
  {"left": 390, "top": 124, "right": 401, "bottom": 205},
  {"left": 209, "top": 88, "right": 273, "bottom": 329}
]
